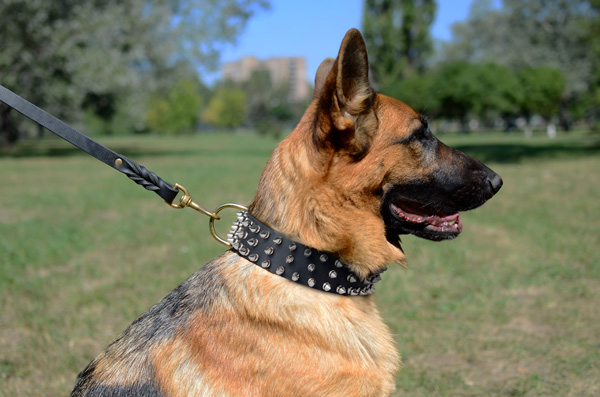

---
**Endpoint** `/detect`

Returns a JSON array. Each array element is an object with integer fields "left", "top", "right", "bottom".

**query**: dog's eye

[
  {"left": 409, "top": 127, "right": 430, "bottom": 144},
  {"left": 396, "top": 126, "right": 431, "bottom": 146},
  {"left": 413, "top": 128, "right": 427, "bottom": 141}
]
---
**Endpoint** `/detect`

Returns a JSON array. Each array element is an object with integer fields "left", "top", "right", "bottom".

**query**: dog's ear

[
  {"left": 334, "top": 28, "right": 373, "bottom": 120},
  {"left": 316, "top": 29, "right": 376, "bottom": 156},
  {"left": 313, "top": 58, "right": 335, "bottom": 100}
]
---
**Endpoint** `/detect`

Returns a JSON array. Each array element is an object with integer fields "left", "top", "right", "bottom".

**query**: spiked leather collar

[{"left": 227, "top": 211, "right": 385, "bottom": 296}]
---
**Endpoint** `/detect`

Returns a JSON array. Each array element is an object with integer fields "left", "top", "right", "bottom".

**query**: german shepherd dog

[{"left": 72, "top": 29, "right": 502, "bottom": 396}]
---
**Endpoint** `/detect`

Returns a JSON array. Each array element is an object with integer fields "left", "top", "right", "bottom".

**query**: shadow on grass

[
  {"left": 0, "top": 140, "right": 275, "bottom": 160},
  {"left": 3, "top": 134, "right": 600, "bottom": 164},
  {"left": 448, "top": 138, "right": 600, "bottom": 164}
]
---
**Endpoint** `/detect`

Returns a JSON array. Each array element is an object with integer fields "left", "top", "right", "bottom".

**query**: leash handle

[
  {"left": 0, "top": 84, "right": 178, "bottom": 203},
  {"left": 0, "top": 83, "right": 247, "bottom": 246}
]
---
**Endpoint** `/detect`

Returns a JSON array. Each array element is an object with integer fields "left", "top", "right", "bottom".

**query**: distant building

[{"left": 222, "top": 56, "right": 309, "bottom": 103}]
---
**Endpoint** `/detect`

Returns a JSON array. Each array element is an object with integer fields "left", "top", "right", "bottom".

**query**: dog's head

[{"left": 250, "top": 29, "right": 502, "bottom": 276}]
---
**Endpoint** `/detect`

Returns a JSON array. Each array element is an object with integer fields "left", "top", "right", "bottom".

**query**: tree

[
  {"left": 146, "top": 78, "right": 204, "bottom": 135},
  {"left": 429, "top": 61, "right": 476, "bottom": 129},
  {"left": 237, "top": 69, "right": 298, "bottom": 136},
  {"left": 427, "top": 62, "right": 522, "bottom": 130},
  {"left": 386, "top": 73, "right": 438, "bottom": 115},
  {"left": 443, "top": 0, "right": 598, "bottom": 129},
  {"left": 361, "top": 0, "right": 437, "bottom": 90},
  {"left": 518, "top": 67, "right": 566, "bottom": 121},
  {"left": 202, "top": 88, "right": 248, "bottom": 129},
  {"left": 587, "top": 0, "right": 600, "bottom": 128},
  {"left": 467, "top": 63, "right": 522, "bottom": 123},
  {"left": 0, "top": 0, "right": 269, "bottom": 146}
]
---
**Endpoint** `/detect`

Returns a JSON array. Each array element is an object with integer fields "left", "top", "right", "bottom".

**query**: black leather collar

[{"left": 227, "top": 211, "right": 385, "bottom": 296}]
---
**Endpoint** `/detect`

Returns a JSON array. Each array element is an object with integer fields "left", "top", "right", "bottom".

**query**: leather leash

[{"left": 0, "top": 84, "right": 241, "bottom": 244}]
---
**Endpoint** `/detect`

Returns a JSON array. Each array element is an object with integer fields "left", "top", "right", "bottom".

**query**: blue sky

[{"left": 210, "top": 0, "right": 499, "bottom": 84}]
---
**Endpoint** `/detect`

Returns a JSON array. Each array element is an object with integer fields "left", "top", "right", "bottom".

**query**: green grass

[{"left": 1, "top": 131, "right": 599, "bottom": 396}]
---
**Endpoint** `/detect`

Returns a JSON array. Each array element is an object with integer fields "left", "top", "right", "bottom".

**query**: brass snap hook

[
  {"left": 168, "top": 183, "right": 220, "bottom": 220},
  {"left": 168, "top": 183, "right": 247, "bottom": 247}
]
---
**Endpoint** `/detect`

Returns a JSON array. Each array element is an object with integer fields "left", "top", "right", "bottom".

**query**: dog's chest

[{"left": 167, "top": 259, "right": 400, "bottom": 396}]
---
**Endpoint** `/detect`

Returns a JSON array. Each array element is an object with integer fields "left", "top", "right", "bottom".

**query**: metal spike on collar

[{"left": 228, "top": 211, "right": 385, "bottom": 296}]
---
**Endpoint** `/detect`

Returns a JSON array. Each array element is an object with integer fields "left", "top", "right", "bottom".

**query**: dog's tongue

[
  {"left": 392, "top": 203, "right": 462, "bottom": 231},
  {"left": 427, "top": 212, "right": 462, "bottom": 232}
]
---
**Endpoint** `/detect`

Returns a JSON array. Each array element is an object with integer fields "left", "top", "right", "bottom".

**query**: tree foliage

[
  {"left": 362, "top": 0, "right": 437, "bottom": 90},
  {"left": 390, "top": 61, "right": 565, "bottom": 131},
  {"left": 202, "top": 87, "right": 248, "bottom": 129},
  {"left": 442, "top": 0, "right": 598, "bottom": 129},
  {"left": 0, "top": 0, "right": 269, "bottom": 145},
  {"left": 146, "top": 79, "right": 204, "bottom": 135},
  {"left": 517, "top": 67, "right": 566, "bottom": 119}
]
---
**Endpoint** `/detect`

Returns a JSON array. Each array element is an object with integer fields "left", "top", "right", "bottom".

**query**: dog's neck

[
  {"left": 248, "top": 107, "right": 406, "bottom": 279},
  {"left": 228, "top": 211, "right": 385, "bottom": 296}
]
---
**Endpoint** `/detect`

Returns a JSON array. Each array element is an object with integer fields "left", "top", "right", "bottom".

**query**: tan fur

[
  {"left": 249, "top": 95, "right": 427, "bottom": 278},
  {"left": 149, "top": 252, "right": 397, "bottom": 396}
]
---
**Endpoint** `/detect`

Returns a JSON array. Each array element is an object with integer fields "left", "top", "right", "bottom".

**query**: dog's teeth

[{"left": 453, "top": 223, "right": 458, "bottom": 229}]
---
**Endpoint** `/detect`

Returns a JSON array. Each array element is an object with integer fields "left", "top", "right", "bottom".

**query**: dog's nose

[{"left": 488, "top": 173, "right": 503, "bottom": 194}]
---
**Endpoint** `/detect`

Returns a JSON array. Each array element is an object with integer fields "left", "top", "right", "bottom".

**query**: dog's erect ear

[
  {"left": 315, "top": 29, "right": 376, "bottom": 155},
  {"left": 334, "top": 28, "right": 373, "bottom": 120},
  {"left": 313, "top": 58, "right": 335, "bottom": 100}
]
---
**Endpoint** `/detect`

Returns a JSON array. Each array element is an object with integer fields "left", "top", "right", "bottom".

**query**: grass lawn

[{"left": 1, "top": 130, "right": 599, "bottom": 396}]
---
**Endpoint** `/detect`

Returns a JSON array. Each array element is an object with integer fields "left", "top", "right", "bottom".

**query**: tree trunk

[
  {"left": 559, "top": 98, "right": 571, "bottom": 132},
  {"left": 0, "top": 105, "right": 20, "bottom": 147}
]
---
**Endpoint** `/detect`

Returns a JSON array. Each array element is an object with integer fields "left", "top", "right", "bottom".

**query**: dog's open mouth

[
  {"left": 385, "top": 199, "right": 463, "bottom": 242},
  {"left": 391, "top": 201, "right": 462, "bottom": 233}
]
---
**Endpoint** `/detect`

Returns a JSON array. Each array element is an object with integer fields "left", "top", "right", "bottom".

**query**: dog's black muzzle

[{"left": 381, "top": 143, "right": 502, "bottom": 243}]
